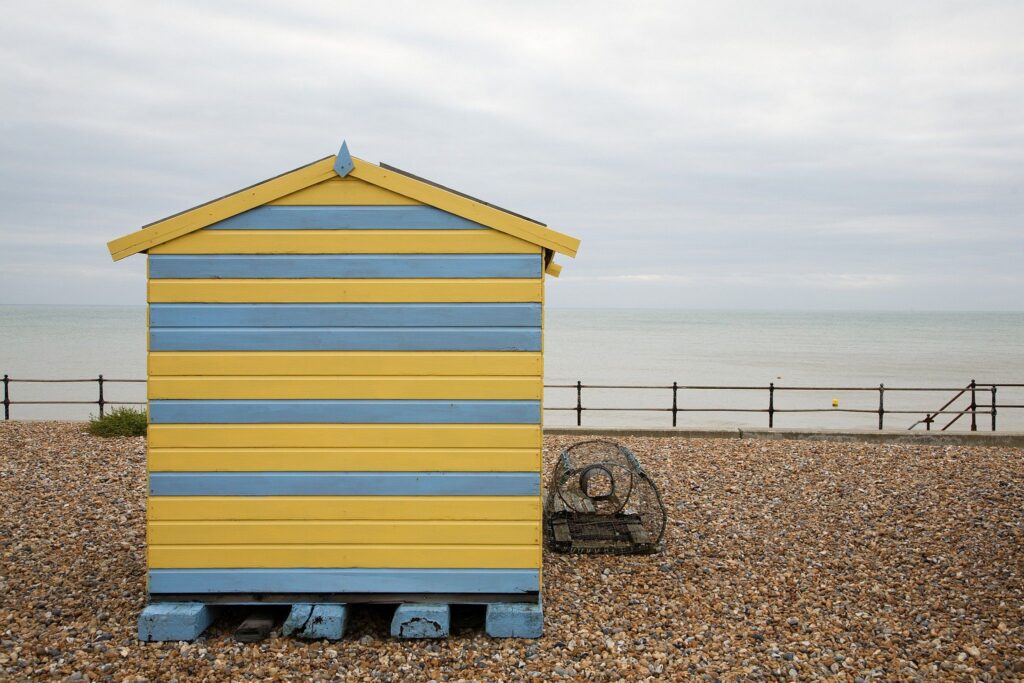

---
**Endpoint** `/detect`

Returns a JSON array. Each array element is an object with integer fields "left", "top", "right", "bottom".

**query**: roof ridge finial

[{"left": 334, "top": 140, "right": 354, "bottom": 177}]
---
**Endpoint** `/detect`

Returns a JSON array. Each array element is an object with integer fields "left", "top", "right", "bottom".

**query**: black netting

[{"left": 544, "top": 440, "right": 667, "bottom": 554}]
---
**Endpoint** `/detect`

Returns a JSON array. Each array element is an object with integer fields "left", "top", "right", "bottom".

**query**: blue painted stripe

[
  {"left": 149, "top": 400, "right": 541, "bottom": 424},
  {"left": 149, "top": 303, "right": 541, "bottom": 328},
  {"left": 206, "top": 206, "right": 485, "bottom": 230},
  {"left": 149, "top": 568, "right": 540, "bottom": 594},
  {"left": 148, "top": 255, "right": 542, "bottom": 279},
  {"left": 149, "top": 472, "right": 540, "bottom": 496},
  {"left": 149, "top": 328, "right": 541, "bottom": 351}
]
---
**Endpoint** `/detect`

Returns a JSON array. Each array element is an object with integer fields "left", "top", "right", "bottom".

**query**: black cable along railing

[{"left": 1, "top": 374, "right": 1021, "bottom": 431}]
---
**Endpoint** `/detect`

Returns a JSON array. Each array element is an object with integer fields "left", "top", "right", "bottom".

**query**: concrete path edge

[{"left": 544, "top": 427, "right": 1024, "bottom": 447}]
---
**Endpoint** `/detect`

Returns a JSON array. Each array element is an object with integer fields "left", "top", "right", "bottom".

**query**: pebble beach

[{"left": 1, "top": 421, "right": 1021, "bottom": 681}]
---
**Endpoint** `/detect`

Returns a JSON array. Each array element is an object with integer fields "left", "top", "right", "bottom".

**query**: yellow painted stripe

[
  {"left": 148, "top": 376, "right": 541, "bottom": 400},
  {"left": 351, "top": 158, "right": 580, "bottom": 257},
  {"left": 148, "top": 495, "right": 540, "bottom": 521},
  {"left": 109, "top": 157, "right": 337, "bottom": 261},
  {"left": 148, "top": 544, "right": 540, "bottom": 569},
  {"left": 147, "top": 229, "right": 541, "bottom": 255},
  {"left": 148, "top": 351, "right": 542, "bottom": 377},
  {"left": 148, "top": 278, "right": 542, "bottom": 303},
  {"left": 148, "top": 520, "right": 539, "bottom": 545},
  {"left": 148, "top": 424, "right": 541, "bottom": 448},
  {"left": 270, "top": 177, "right": 421, "bottom": 205},
  {"left": 148, "top": 448, "right": 539, "bottom": 472}
]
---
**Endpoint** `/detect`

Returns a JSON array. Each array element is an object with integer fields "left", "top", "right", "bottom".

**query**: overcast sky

[{"left": 1, "top": 1, "right": 1021, "bottom": 309}]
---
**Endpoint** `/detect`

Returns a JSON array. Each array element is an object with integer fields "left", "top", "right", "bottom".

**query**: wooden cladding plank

[
  {"left": 148, "top": 399, "right": 540, "bottom": 424},
  {"left": 269, "top": 177, "right": 422, "bottom": 206},
  {"left": 147, "top": 376, "right": 542, "bottom": 400},
  {"left": 146, "top": 230, "right": 541, "bottom": 255},
  {"left": 148, "top": 568, "right": 539, "bottom": 594},
  {"left": 108, "top": 157, "right": 337, "bottom": 261},
  {"left": 149, "top": 327, "right": 542, "bottom": 352},
  {"left": 148, "top": 520, "right": 540, "bottom": 545},
  {"left": 148, "top": 351, "right": 543, "bottom": 376},
  {"left": 147, "top": 278, "right": 543, "bottom": 303},
  {"left": 350, "top": 158, "right": 580, "bottom": 257},
  {"left": 149, "top": 303, "right": 541, "bottom": 327},
  {"left": 148, "top": 424, "right": 542, "bottom": 449},
  {"left": 147, "top": 495, "right": 540, "bottom": 521},
  {"left": 205, "top": 206, "right": 486, "bottom": 230},
  {"left": 148, "top": 254, "right": 543, "bottom": 279},
  {"left": 148, "top": 472, "right": 540, "bottom": 496},
  {"left": 148, "top": 544, "right": 540, "bottom": 569},
  {"left": 148, "top": 447, "right": 540, "bottom": 472}
]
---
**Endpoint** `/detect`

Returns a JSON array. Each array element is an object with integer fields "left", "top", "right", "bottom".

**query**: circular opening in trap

[{"left": 579, "top": 464, "right": 615, "bottom": 500}]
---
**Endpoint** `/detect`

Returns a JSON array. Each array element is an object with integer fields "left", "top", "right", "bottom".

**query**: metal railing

[
  {"left": 1, "top": 375, "right": 1021, "bottom": 431},
  {"left": 546, "top": 380, "right": 1023, "bottom": 431},
  {"left": 1, "top": 375, "right": 146, "bottom": 420}
]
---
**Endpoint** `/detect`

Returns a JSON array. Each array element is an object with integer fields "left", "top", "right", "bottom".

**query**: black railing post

[
  {"left": 969, "top": 379, "right": 977, "bottom": 432},
  {"left": 575, "top": 380, "right": 582, "bottom": 427},
  {"left": 2, "top": 374, "right": 9, "bottom": 421},
  {"left": 768, "top": 382, "right": 775, "bottom": 428},
  {"left": 924, "top": 414, "right": 932, "bottom": 431},
  {"left": 991, "top": 385, "right": 997, "bottom": 432},
  {"left": 97, "top": 374, "right": 105, "bottom": 417},
  {"left": 878, "top": 383, "right": 885, "bottom": 430},
  {"left": 671, "top": 381, "right": 678, "bottom": 427}
]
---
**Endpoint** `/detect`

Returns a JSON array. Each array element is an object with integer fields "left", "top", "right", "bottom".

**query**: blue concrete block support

[
  {"left": 138, "top": 603, "right": 216, "bottom": 642},
  {"left": 486, "top": 601, "right": 544, "bottom": 638},
  {"left": 282, "top": 603, "right": 348, "bottom": 640},
  {"left": 281, "top": 604, "right": 313, "bottom": 636},
  {"left": 390, "top": 603, "right": 450, "bottom": 639}
]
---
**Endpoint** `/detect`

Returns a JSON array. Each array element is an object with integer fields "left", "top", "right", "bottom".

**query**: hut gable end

[{"left": 109, "top": 140, "right": 580, "bottom": 266}]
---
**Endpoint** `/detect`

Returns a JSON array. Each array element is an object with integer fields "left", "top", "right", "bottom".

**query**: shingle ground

[{"left": 1, "top": 422, "right": 1021, "bottom": 681}]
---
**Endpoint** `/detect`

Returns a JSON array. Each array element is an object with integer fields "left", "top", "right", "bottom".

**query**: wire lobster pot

[{"left": 544, "top": 440, "right": 667, "bottom": 554}]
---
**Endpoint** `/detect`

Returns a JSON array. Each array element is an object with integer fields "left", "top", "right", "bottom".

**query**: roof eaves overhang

[{"left": 107, "top": 141, "right": 580, "bottom": 261}]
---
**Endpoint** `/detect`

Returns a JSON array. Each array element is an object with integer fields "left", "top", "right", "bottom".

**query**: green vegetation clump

[{"left": 87, "top": 407, "right": 148, "bottom": 437}]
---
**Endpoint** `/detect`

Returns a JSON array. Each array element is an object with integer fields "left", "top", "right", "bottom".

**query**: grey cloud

[{"left": 0, "top": 0, "right": 1021, "bottom": 308}]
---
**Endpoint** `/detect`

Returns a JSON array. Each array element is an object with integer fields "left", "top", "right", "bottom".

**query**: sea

[{"left": 1, "top": 305, "right": 1021, "bottom": 431}]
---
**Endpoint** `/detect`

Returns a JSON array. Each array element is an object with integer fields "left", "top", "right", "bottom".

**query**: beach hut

[{"left": 108, "top": 141, "right": 580, "bottom": 641}]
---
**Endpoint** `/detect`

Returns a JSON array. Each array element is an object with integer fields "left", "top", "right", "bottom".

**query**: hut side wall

[{"left": 142, "top": 178, "right": 544, "bottom": 596}]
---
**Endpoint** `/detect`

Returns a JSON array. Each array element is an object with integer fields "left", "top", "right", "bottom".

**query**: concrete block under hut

[{"left": 107, "top": 139, "right": 581, "bottom": 641}]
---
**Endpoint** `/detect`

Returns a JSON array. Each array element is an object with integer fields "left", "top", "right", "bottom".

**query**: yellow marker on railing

[{"left": 832, "top": 398, "right": 840, "bottom": 408}]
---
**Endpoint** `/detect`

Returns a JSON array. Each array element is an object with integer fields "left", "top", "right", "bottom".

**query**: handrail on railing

[
  {"left": 543, "top": 381, "right": 1017, "bottom": 431},
  {"left": 908, "top": 380, "right": 975, "bottom": 432},
  {"left": 1, "top": 374, "right": 1020, "bottom": 431},
  {"left": 2, "top": 374, "right": 146, "bottom": 420}
]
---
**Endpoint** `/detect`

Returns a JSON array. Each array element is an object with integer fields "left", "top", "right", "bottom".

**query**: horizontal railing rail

[
  {"left": 546, "top": 380, "right": 1022, "bottom": 431},
  {"left": 2, "top": 375, "right": 146, "bottom": 420},
  {"left": 1, "top": 375, "right": 1021, "bottom": 431}
]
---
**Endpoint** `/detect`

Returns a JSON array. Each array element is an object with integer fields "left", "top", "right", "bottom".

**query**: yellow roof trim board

[
  {"left": 108, "top": 140, "right": 580, "bottom": 261},
  {"left": 108, "top": 156, "right": 338, "bottom": 261},
  {"left": 348, "top": 158, "right": 579, "bottom": 258}
]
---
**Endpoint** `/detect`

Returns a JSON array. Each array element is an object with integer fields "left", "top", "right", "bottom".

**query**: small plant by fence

[{"left": 2, "top": 375, "right": 1022, "bottom": 431}]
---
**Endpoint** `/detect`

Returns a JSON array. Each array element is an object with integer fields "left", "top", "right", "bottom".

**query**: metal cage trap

[{"left": 544, "top": 440, "right": 667, "bottom": 554}]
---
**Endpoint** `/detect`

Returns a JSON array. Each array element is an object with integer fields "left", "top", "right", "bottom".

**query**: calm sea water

[{"left": 1, "top": 305, "right": 1021, "bottom": 430}]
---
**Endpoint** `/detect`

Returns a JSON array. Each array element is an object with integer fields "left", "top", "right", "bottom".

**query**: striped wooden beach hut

[{"left": 108, "top": 141, "right": 579, "bottom": 641}]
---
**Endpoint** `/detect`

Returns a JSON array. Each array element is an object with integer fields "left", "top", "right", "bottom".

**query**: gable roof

[{"left": 107, "top": 141, "right": 581, "bottom": 268}]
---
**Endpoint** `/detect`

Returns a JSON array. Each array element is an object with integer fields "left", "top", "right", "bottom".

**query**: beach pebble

[{"left": 0, "top": 422, "right": 1021, "bottom": 681}]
